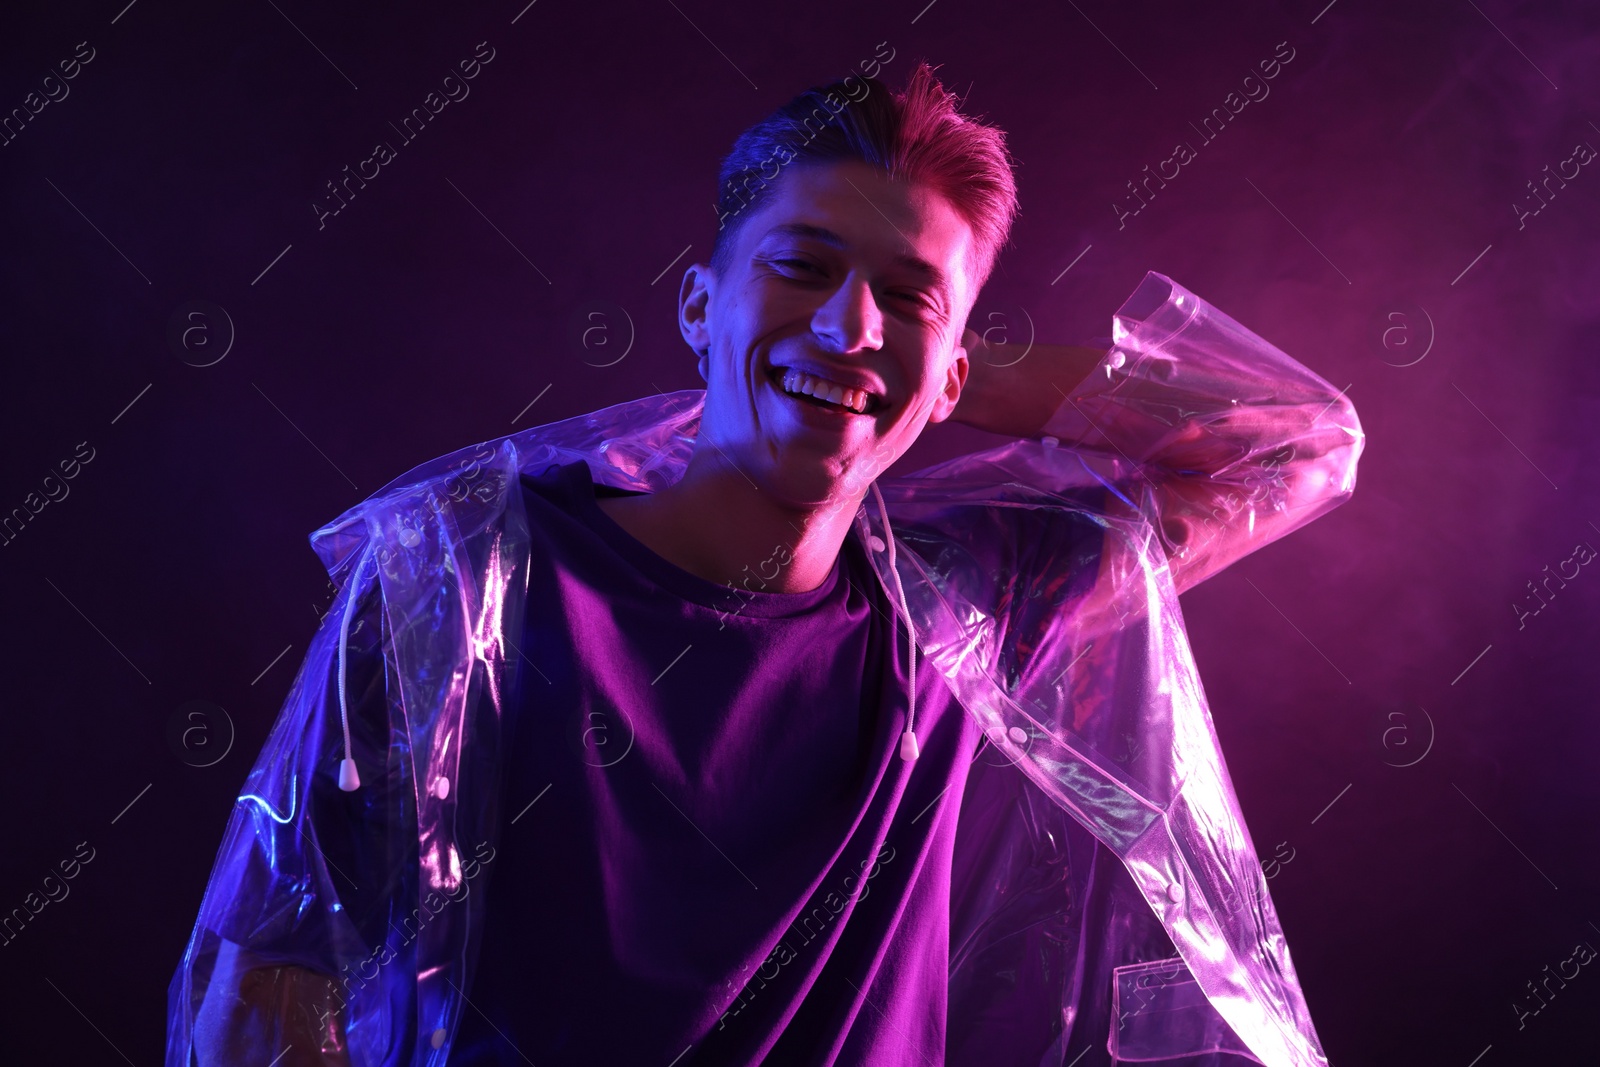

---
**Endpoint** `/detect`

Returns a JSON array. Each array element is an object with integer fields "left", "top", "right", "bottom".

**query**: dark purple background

[{"left": 3, "top": 0, "right": 1597, "bottom": 1063}]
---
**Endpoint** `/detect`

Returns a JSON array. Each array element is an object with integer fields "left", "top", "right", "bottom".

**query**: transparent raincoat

[{"left": 167, "top": 271, "right": 1363, "bottom": 1066}]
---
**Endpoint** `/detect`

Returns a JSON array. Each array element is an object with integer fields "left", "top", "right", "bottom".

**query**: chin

[{"left": 737, "top": 451, "right": 857, "bottom": 513}]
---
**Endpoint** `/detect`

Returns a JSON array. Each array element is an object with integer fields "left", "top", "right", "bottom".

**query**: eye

[{"left": 771, "top": 257, "right": 934, "bottom": 313}]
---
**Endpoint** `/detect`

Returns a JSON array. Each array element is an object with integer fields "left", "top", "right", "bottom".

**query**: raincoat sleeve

[
  {"left": 168, "top": 544, "right": 423, "bottom": 1067},
  {"left": 903, "top": 271, "right": 1362, "bottom": 1066},
  {"left": 1040, "top": 272, "right": 1364, "bottom": 595}
]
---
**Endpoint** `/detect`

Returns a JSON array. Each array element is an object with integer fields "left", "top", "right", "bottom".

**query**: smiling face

[{"left": 679, "top": 159, "right": 978, "bottom": 510}]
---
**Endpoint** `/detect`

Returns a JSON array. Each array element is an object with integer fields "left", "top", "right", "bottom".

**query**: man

[{"left": 170, "top": 62, "right": 1362, "bottom": 1066}]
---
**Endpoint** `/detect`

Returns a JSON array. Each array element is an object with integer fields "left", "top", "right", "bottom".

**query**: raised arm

[{"left": 953, "top": 272, "right": 1364, "bottom": 594}]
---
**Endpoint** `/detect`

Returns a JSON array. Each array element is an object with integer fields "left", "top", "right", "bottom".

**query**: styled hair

[{"left": 709, "top": 60, "right": 1020, "bottom": 300}]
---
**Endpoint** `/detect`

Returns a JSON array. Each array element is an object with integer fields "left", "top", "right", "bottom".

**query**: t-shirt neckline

[{"left": 547, "top": 460, "right": 852, "bottom": 617}]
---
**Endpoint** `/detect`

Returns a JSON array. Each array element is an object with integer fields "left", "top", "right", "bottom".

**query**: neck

[{"left": 596, "top": 447, "right": 862, "bottom": 594}]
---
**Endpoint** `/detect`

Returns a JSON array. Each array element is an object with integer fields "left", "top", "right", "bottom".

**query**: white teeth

[{"left": 778, "top": 369, "right": 874, "bottom": 414}]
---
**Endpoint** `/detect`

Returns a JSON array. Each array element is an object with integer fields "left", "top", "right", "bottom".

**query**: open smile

[{"left": 765, "top": 365, "right": 886, "bottom": 416}]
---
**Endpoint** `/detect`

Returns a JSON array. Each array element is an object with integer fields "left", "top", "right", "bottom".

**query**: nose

[{"left": 811, "top": 271, "right": 884, "bottom": 354}]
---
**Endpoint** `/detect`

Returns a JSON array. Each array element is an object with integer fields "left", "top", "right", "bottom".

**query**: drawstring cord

[
  {"left": 868, "top": 480, "right": 919, "bottom": 762},
  {"left": 336, "top": 543, "right": 374, "bottom": 792}
]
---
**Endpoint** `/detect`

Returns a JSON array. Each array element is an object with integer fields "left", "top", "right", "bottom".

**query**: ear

[
  {"left": 925, "top": 330, "right": 971, "bottom": 424},
  {"left": 679, "top": 263, "right": 714, "bottom": 378}
]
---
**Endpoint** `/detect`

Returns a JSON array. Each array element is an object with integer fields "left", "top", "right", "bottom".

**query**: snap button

[
  {"left": 399, "top": 526, "right": 421, "bottom": 548},
  {"left": 1040, "top": 435, "right": 1059, "bottom": 448},
  {"left": 868, "top": 534, "right": 886, "bottom": 553},
  {"left": 1007, "top": 726, "right": 1028, "bottom": 745},
  {"left": 430, "top": 1027, "right": 447, "bottom": 1048},
  {"left": 1166, "top": 882, "right": 1185, "bottom": 903},
  {"left": 1108, "top": 349, "right": 1127, "bottom": 370},
  {"left": 434, "top": 777, "right": 450, "bottom": 800}
]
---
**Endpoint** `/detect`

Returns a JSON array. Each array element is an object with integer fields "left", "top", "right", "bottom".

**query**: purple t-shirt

[{"left": 448, "top": 460, "right": 983, "bottom": 1066}]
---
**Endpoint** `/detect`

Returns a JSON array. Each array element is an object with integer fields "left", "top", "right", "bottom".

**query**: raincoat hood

[{"left": 168, "top": 271, "right": 1363, "bottom": 1066}]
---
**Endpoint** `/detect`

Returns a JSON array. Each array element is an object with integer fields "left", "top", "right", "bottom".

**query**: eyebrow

[{"left": 759, "top": 222, "right": 954, "bottom": 299}]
